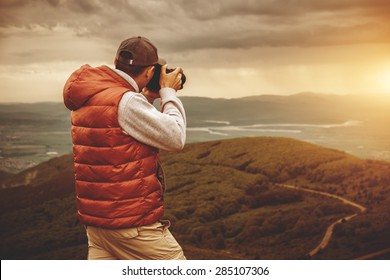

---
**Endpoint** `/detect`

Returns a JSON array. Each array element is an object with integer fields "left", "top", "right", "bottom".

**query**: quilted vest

[{"left": 63, "top": 65, "right": 164, "bottom": 229}]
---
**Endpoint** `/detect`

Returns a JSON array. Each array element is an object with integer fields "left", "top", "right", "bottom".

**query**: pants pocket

[{"left": 136, "top": 221, "right": 185, "bottom": 260}]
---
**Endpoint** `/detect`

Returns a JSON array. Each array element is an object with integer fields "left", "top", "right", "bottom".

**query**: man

[{"left": 63, "top": 36, "right": 186, "bottom": 260}]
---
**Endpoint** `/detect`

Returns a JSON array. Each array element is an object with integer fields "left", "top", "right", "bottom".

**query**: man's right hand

[{"left": 159, "top": 65, "right": 183, "bottom": 91}]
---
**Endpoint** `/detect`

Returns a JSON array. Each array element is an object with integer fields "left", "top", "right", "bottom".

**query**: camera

[{"left": 147, "top": 64, "right": 186, "bottom": 92}]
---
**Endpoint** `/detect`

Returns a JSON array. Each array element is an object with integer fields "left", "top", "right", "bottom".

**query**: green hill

[
  {"left": 0, "top": 170, "right": 12, "bottom": 182},
  {"left": 0, "top": 137, "right": 389, "bottom": 259},
  {"left": 0, "top": 155, "right": 74, "bottom": 213}
]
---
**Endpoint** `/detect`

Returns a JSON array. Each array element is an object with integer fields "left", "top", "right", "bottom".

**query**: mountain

[
  {"left": 1, "top": 93, "right": 388, "bottom": 128},
  {"left": 1, "top": 137, "right": 389, "bottom": 260},
  {"left": 1, "top": 93, "right": 390, "bottom": 173},
  {"left": 180, "top": 92, "right": 390, "bottom": 126}
]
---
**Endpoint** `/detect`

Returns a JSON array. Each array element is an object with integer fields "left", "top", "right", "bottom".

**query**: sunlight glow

[{"left": 380, "top": 69, "right": 390, "bottom": 94}]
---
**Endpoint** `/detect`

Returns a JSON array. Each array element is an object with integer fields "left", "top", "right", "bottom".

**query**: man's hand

[
  {"left": 142, "top": 87, "right": 160, "bottom": 104},
  {"left": 159, "top": 65, "right": 183, "bottom": 91}
]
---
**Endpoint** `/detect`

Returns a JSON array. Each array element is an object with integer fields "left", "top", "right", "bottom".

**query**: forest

[{"left": 0, "top": 137, "right": 389, "bottom": 259}]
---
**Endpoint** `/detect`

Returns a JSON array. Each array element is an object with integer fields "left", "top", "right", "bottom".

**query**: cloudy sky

[{"left": 1, "top": 0, "right": 390, "bottom": 102}]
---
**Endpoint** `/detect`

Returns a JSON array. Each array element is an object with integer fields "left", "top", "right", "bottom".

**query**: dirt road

[{"left": 277, "top": 184, "right": 366, "bottom": 257}]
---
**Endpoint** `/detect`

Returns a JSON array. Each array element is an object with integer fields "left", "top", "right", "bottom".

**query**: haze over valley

[{"left": 1, "top": 92, "right": 389, "bottom": 173}]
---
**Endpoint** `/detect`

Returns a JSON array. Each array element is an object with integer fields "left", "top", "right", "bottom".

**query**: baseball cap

[{"left": 115, "top": 36, "right": 166, "bottom": 66}]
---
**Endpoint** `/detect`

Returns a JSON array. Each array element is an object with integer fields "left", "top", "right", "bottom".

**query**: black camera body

[{"left": 147, "top": 65, "right": 186, "bottom": 92}]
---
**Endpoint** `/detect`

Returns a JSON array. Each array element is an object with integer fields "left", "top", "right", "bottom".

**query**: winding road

[{"left": 276, "top": 184, "right": 367, "bottom": 257}]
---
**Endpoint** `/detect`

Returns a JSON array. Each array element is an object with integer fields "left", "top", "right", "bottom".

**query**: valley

[{"left": 1, "top": 137, "right": 389, "bottom": 260}]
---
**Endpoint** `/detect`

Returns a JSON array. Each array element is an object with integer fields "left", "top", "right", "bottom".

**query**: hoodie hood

[{"left": 63, "top": 65, "right": 133, "bottom": 111}]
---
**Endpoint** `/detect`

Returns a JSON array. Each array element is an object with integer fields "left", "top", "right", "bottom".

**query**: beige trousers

[{"left": 86, "top": 220, "right": 186, "bottom": 260}]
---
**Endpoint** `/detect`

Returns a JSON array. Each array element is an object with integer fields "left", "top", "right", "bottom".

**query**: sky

[{"left": 0, "top": 0, "right": 390, "bottom": 102}]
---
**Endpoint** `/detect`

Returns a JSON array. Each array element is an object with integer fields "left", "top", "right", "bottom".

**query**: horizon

[
  {"left": 1, "top": 91, "right": 390, "bottom": 104},
  {"left": 1, "top": 1, "right": 390, "bottom": 102}
]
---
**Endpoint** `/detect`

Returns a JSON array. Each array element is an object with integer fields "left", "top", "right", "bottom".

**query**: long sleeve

[{"left": 118, "top": 88, "right": 186, "bottom": 152}]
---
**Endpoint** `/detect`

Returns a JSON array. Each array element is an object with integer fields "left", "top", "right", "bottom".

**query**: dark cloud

[
  {"left": 65, "top": 0, "right": 102, "bottom": 13},
  {"left": 0, "top": 0, "right": 29, "bottom": 8},
  {"left": 0, "top": 0, "right": 389, "bottom": 57},
  {"left": 165, "top": 0, "right": 390, "bottom": 50},
  {"left": 45, "top": 0, "right": 60, "bottom": 7},
  {"left": 181, "top": 0, "right": 390, "bottom": 19}
]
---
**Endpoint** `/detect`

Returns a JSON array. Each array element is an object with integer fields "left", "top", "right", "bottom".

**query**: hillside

[
  {"left": 0, "top": 155, "right": 74, "bottom": 213},
  {"left": 0, "top": 137, "right": 389, "bottom": 259}
]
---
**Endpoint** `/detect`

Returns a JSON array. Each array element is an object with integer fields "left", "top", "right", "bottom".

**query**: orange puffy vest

[{"left": 63, "top": 65, "right": 164, "bottom": 229}]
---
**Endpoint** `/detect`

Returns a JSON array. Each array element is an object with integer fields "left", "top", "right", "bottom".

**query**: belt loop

[{"left": 158, "top": 219, "right": 171, "bottom": 229}]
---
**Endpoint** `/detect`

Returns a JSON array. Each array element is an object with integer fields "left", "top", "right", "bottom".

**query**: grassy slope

[
  {"left": 161, "top": 137, "right": 390, "bottom": 259},
  {"left": 0, "top": 137, "right": 389, "bottom": 259}
]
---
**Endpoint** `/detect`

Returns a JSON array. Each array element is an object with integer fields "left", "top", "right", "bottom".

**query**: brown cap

[{"left": 115, "top": 36, "right": 166, "bottom": 66}]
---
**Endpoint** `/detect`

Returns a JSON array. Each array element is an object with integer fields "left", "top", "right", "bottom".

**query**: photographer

[{"left": 63, "top": 36, "right": 186, "bottom": 260}]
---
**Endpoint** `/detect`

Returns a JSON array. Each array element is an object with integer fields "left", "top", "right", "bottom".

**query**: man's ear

[{"left": 145, "top": 66, "right": 155, "bottom": 79}]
